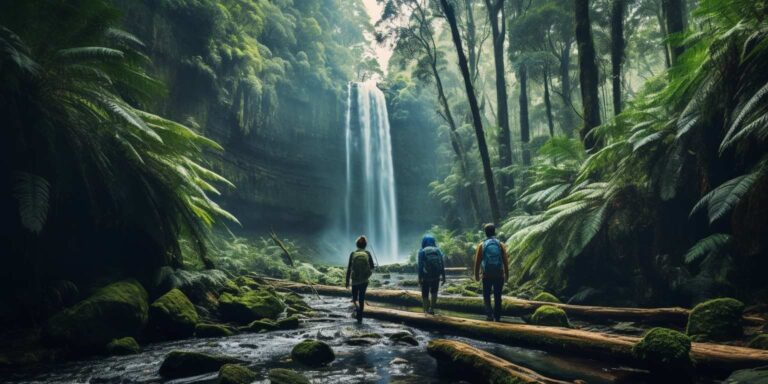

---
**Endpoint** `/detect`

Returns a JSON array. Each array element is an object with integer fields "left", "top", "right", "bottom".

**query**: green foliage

[{"left": 0, "top": 0, "right": 236, "bottom": 273}]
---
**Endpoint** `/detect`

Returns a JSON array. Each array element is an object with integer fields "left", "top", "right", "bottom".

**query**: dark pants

[
  {"left": 351, "top": 283, "right": 368, "bottom": 322},
  {"left": 482, "top": 278, "right": 504, "bottom": 321},
  {"left": 421, "top": 279, "right": 439, "bottom": 302}
]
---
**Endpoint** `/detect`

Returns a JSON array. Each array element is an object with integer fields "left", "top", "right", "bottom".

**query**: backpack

[
  {"left": 481, "top": 238, "right": 504, "bottom": 279},
  {"left": 350, "top": 250, "right": 372, "bottom": 285},
  {"left": 421, "top": 246, "right": 443, "bottom": 280}
]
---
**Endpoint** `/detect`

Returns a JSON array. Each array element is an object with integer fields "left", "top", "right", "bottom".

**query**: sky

[{"left": 362, "top": 0, "right": 394, "bottom": 74}]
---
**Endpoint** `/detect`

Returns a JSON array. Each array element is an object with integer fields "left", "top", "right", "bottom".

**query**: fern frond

[{"left": 12, "top": 172, "right": 50, "bottom": 234}]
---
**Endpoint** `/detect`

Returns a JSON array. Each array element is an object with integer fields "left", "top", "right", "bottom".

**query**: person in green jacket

[{"left": 345, "top": 235, "right": 375, "bottom": 323}]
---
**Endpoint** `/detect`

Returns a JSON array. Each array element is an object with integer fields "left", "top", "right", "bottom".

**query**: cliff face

[{"left": 114, "top": 0, "right": 441, "bottom": 244}]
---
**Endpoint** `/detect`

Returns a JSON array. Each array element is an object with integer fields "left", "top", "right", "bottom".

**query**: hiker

[
  {"left": 417, "top": 234, "right": 446, "bottom": 315},
  {"left": 345, "top": 235, "right": 375, "bottom": 323},
  {"left": 474, "top": 223, "right": 509, "bottom": 322}
]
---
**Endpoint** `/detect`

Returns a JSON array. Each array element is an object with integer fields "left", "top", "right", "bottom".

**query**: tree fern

[
  {"left": 684, "top": 234, "right": 732, "bottom": 263},
  {"left": 12, "top": 172, "right": 50, "bottom": 234}
]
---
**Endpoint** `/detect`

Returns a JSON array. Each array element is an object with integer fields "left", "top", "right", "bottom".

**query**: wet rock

[
  {"left": 268, "top": 368, "right": 310, "bottom": 384},
  {"left": 532, "top": 292, "right": 561, "bottom": 303},
  {"left": 195, "top": 323, "right": 234, "bottom": 338},
  {"left": 218, "top": 364, "right": 258, "bottom": 384},
  {"left": 530, "top": 305, "right": 570, "bottom": 328},
  {"left": 346, "top": 337, "right": 377, "bottom": 346},
  {"left": 632, "top": 327, "right": 692, "bottom": 374},
  {"left": 158, "top": 350, "right": 244, "bottom": 379},
  {"left": 725, "top": 366, "right": 768, "bottom": 383},
  {"left": 277, "top": 315, "right": 300, "bottom": 330},
  {"left": 290, "top": 339, "right": 335, "bottom": 366},
  {"left": 44, "top": 279, "right": 148, "bottom": 351},
  {"left": 219, "top": 289, "right": 285, "bottom": 323},
  {"left": 390, "top": 357, "right": 409, "bottom": 365},
  {"left": 105, "top": 337, "right": 140, "bottom": 355},
  {"left": 748, "top": 334, "right": 768, "bottom": 350},
  {"left": 242, "top": 319, "right": 278, "bottom": 332},
  {"left": 687, "top": 298, "right": 744, "bottom": 341},
  {"left": 389, "top": 331, "right": 418, "bottom": 346},
  {"left": 148, "top": 288, "right": 198, "bottom": 339}
]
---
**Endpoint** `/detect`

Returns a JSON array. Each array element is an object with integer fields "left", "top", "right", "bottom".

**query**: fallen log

[
  {"left": 427, "top": 339, "right": 576, "bottom": 384},
  {"left": 263, "top": 279, "right": 764, "bottom": 326},
  {"left": 361, "top": 305, "right": 768, "bottom": 375}
]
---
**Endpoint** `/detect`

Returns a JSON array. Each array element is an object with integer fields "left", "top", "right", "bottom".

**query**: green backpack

[{"left": 350, "top": 250, "right": 372, "bottom": 285}]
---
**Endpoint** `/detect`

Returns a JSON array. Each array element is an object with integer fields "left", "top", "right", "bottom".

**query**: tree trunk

[
  {"left": 428, "top": 340, "right": 576, "bottom": 384},
  {"left": 519, "top": 63, "right": 531, "bottom": 166},
  {"left": 364, "top": 305, "right": 768, "bottom": 374},
  {"left": 657, "top": 2, "right": 672, "bottom": 68},
  {"left": 464, "top": 0, "right": 479, "bottom": 83},
  {"left": 265, "top": 279, "right": 765, "bottom": 326},
  {"left": 485, "top": 0, "right": 514, "bottom": 210},
  {"left": 662, "top": 0, "right": 685, "bottom": 65},
  {"left": 440, "top": 0, "right": 502, "bottom": 225},
  {"left": 559, "top": 42, "right": 575, "bottom": 136},
  {"left": 610, "top": 0, "right": 625, "bottom": 115},
  {"left": 431, "top": 61, "right": 483, "bottom": 222},
  {"left": 574, "top": 0, "right": 602, "bottom": 150},
  {"left": 544, "top": 68, "right": 555, "bottom": 137}
]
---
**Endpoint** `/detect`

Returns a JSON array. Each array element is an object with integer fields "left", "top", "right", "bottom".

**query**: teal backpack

[
  {"left": 421, "top": 246, "right": 443, "bottom": 279},
  {"left": 481, "top": 238, "right": 504, "bottom": 278}
]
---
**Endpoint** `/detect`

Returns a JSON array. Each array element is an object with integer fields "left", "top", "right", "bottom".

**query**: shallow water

[{"left": 1, "top": 294, "right": 713, "bottom": 384}]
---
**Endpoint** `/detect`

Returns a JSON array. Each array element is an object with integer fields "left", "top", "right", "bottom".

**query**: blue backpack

[
  {"left": 481, "top": 238, "right": 504, "bottom": 278},
  {"left": 422, "top": 246, "right": 442, "bottom": 279}
]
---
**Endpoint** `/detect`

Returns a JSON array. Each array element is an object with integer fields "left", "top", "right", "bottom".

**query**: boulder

[
  {"left": 632, "top": 327, "right": 692, "bottom": 374},
  {"left": 532, "top": 292, "right": 561, "bottom": 303},
  {"left": 389, "top": 331, "right": 419, "bottom": 346},
  {"left": 243, "top": 319, "right": 278, "bottom": 332},
  {"left": 686, "top": 298, "right": 744, "bottom": 341},
  {"left": 44, "top": 279, "right": 148, "bottom": 351},
  {"left": 158, "top": 350, "right": 244, "bottom": 379},
  {"left": 277, "top": 316, "right": 300, "bottom": 330},
  {"left": 268, "top": 368, "right": 310, "bottom": 384},
  {"left": 219, "top": 290, "right": 285, "bottom": 323},
  {"left": 219, "top": 364, "right": 258, "bottom": 384},
  {"left": 290, "top": 339, "right": 335, "bottom": 366},
  {"left": 748, "top": 334, "right": 768, "bottom": 350},
  {"left": 105, "top": 337, "right": 140, "bottom": 355},
  {"left": 724, "top": 366, "right": 768, "bottom": 383},
  {"left": 148, "top": 288, "right": 198, "bottom": 339},
  {"left": 530, "top": 305, "right": 570, "bottom": 327},
  {"left": 195, "top": 323, "right": 235, "bottom": 338}
]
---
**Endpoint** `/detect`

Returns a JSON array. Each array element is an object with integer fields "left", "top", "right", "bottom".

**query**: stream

[{"left": 1, "top": 275, "right": 720, "bottom": 384}]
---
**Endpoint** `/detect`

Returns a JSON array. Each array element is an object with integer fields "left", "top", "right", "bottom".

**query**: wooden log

[
  {"left": 263, "top": 279, "right": 765, "bottom": 326},
  {"left": 427, "top": 339, "right": 576, "bottom": 384},
  {"left": 362, "top": 305, "right": 768, "bottom": 375}
]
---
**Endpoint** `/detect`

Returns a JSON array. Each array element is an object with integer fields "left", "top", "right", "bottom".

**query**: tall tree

[
  {"left": 439, "top": 0, "right": 502, "bottom": 224},
  {"left": 661, "top": 0, "right": 685, "bottom": 65},
  {"left": 610, "top": 0, "right": 626, "bottom": 115},
  {"left": 574, "top": 0, "right": 602, "bottom": 150},
  {"left": 518, "top": 62, "right": 531, "bottom": 165},
  {"left": 543, "top": 66, "right": 556, "bottom": 137},
  {"left": 484, "top": 0, "right": 514, "bottom": 207}
]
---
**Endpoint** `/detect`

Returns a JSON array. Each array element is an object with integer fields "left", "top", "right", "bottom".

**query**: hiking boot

[{"left": 427, "top": 307, "right": 435, "bottom": 315}]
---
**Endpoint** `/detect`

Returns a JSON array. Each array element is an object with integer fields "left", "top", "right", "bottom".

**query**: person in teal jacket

[{"left": 417, "top": 234, "right": 446, "bottom": 314}]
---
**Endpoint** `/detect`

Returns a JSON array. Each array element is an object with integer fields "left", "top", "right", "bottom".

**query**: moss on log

[
  {"left": 428, "top": 339, "right": 576, "bottom": 384},
  {"left": 267, "top": 279, "right": 764, "bottom": 326},
  {"left": 362, "top": 305, "right": 768, "bottom": 374}
]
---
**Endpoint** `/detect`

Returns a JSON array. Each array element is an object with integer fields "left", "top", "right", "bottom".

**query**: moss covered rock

[
  {"left": 268, "top": 368, "right": 310, "bottom": 384},
  {"left": 533, "top": 292, "right": 561, "bottom": 303},
  {"left": 221, "top": 280, "right": 242, "bottom": 295},
  {"left": 530, "top": 305, "right": 570, "bottom": 327},
  {"left": 219, "top": 290, "right": 285, "bottom": 323},
  {"left": 632, "top": 327, "right": 692, "bottom": 373},
  {"left": 290, "top": 339, "right": 335, "bottom": 366},
  {"left": 45, "top": 279, "right": 148, "bottom": 351},
  {"left": 159, "top": 350, "right": 244, "bottom": 379},
  {"left": 195, "top": 323, "right": 234, "bottom": 338},
  {"left": 105, "top": 337, "right": 140, "bottom": 355},
  {"left": 148, "top": 289, "right": 198, "bottom": 339},
  {"left": 243, "top": 319, "right": 278, "bottom": 332},
  {"left": 218, "top": 364, "right": 258, "bottom": 384},
  {"left": 686, "top": 298, "right": 744, "bottom": 341},
  {"left": 389, "top": 331, "right": 419, "bottom": 346},
  {"left": 748, "top": 334, "right": 768, "bottom": 350},
  {"left": 234, "top": 276, "right": 260, "bottom": 289},
  {"left": 277, "top": 315, "right": 300, "bottom": 330}
]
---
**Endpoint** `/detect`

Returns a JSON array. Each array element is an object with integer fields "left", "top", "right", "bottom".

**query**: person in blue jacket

[{"left": 417, "top": 234, "right": 446, "bottom": 315}]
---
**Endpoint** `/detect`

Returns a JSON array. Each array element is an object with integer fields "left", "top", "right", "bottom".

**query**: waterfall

[{"left": 344, "top": 81, "right": 400, "bottom": 263}]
